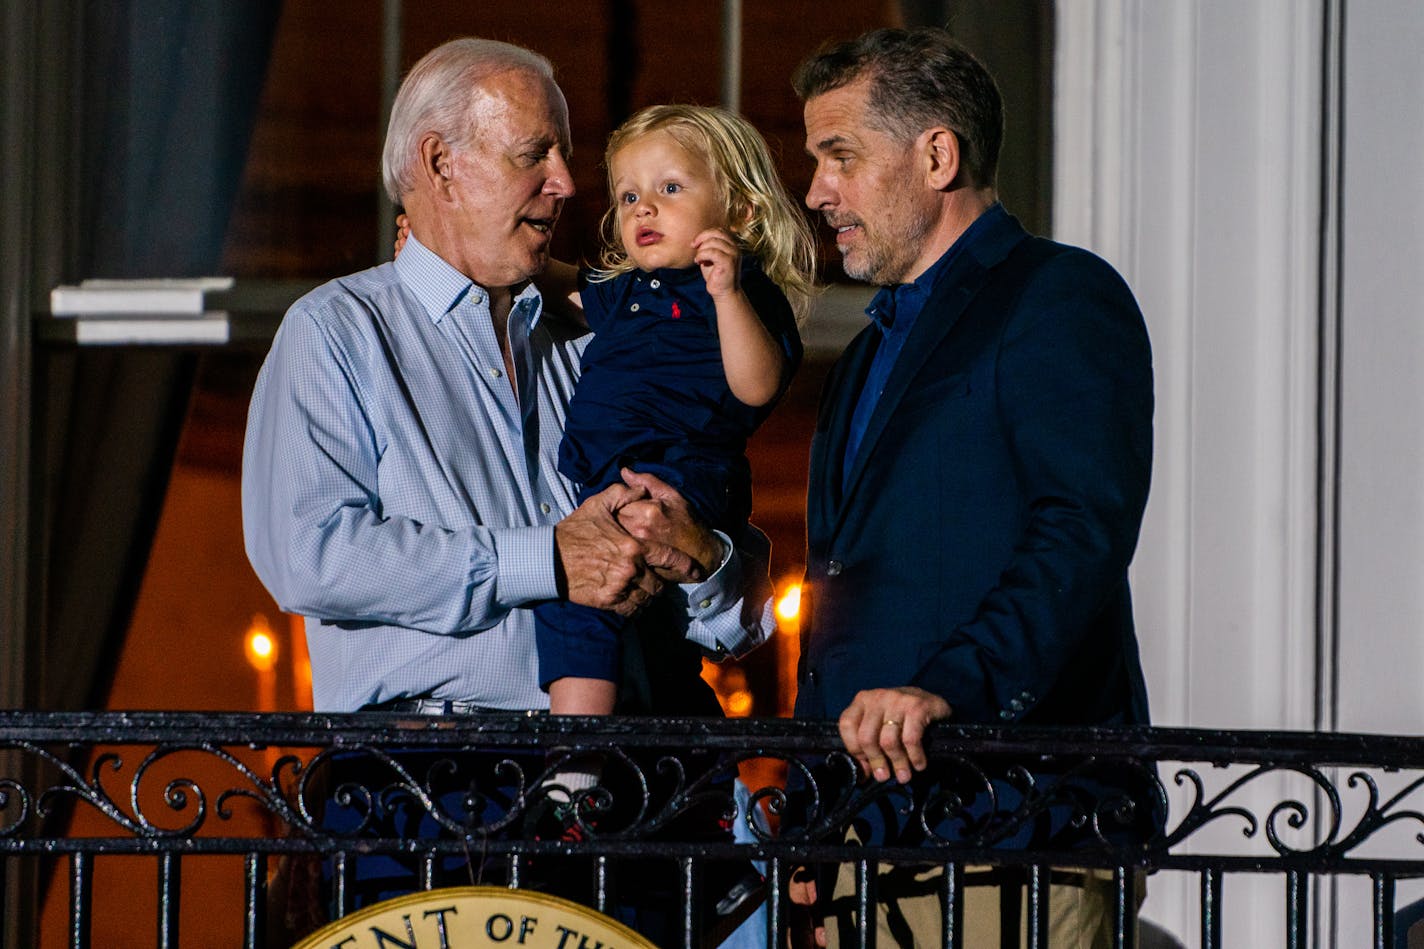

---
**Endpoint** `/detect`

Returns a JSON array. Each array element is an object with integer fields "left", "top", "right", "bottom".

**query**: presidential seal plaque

[{"left": 292, "top": 885, "right": 660, "bottom": 949}]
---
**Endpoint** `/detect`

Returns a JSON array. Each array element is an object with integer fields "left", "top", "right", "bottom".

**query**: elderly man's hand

[
  {"left": 838, "top": 687, "right": 952, "bottom": 784},
  {"left": 554, "top": 482, "right": 701, "bottom": 616},
  {"left": 616, "top": 468, "right": 724, "bottom": 582}
]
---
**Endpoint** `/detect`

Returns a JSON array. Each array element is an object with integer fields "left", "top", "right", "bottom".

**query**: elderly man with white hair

[
  {"left": 242, "top": 36, "right": 770, "bottom": 939},
  {"left": 244, "top": 36, "right": 765, "bottom": 720}
]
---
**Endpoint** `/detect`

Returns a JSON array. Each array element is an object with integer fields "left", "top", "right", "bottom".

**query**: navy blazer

[{"left": 794, "top": 211, "right": 1153, "bottom": 727}]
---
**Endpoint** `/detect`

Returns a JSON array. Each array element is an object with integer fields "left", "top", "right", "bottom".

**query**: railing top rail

[
  {"left": 0, "top": 710, "right": 1423, "bottom": 878},
  {"left": 0, "top": 710, "right": 1418, "bottom": 767}
]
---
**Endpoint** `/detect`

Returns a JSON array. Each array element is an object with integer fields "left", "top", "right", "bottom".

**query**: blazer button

[{"left": 826, "top": 560, "right": 844, "bottom": 576}]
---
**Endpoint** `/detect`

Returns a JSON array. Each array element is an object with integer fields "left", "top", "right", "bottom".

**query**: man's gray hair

[
  {"left": 381, "top": 38, "right": 555, "bottom": 203},
  {"left": 793, "top": 27, "right": 1003, "bottom": 190}
]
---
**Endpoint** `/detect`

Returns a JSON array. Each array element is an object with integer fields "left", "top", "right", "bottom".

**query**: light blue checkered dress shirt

[{"left": 242, "top": 236, "right": 770, "bottom": 711}]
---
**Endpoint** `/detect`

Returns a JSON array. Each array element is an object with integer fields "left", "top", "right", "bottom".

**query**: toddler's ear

[{"left": 729, "top": 195, "right": 756, "bottom": 233}]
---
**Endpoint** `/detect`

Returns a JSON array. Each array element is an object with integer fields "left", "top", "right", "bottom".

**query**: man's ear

[
  {"left": 923, "top": 127, "right": 961, "bottom": 191},
  {"left": 418, "top": 133, "right": 456, "bottom": 198}
]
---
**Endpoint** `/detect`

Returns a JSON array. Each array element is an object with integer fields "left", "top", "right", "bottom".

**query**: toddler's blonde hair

[{"left": 593, "top": 104, "right": 816, "bottom": 321}]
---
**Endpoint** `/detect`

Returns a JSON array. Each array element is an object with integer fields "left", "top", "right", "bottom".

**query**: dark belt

[{"left": 360, "top": 697, "right": 521, "bottom": 715}]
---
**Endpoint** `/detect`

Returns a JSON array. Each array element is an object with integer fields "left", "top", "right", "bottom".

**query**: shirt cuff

[
  {"left": 682, "top": 529, "right": 733, "bottom": 602},
  {"left": 680, "top": 531, "right": 761, "bottom": 659},
  {"left": 490, "top": 525, "right": 558, "bottom": 606}
]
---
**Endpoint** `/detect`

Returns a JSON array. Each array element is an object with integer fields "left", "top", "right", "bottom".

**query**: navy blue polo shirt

[{"left": 559, "top": 260, "right": 801, "bottom": 527}]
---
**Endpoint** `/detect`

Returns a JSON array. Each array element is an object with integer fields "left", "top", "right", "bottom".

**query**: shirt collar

[
  {"left": 393, "top": 234, "right": 543, "bottom": 326},
  {"left": 631, "top": 255, "right": 761, "bottom": 289},
  {"left": 864, "top": 202, "right": 1008, "bottom": 336}
]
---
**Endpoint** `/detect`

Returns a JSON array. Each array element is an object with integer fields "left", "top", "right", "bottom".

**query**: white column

[{"left": 1055, "top": 1, "right": 1328, "bottom": 942}]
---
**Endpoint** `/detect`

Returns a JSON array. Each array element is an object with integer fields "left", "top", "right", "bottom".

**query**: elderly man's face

[
  {"left": 447, "top": 69, "right": 574, "bottom": 289},
  {"left": 803, "top": 77, "right": 938, "bottom": 286}
]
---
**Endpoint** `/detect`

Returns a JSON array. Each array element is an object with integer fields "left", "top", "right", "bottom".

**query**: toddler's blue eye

[
  {"left": 621, "top": 192, "right": 637, "bottom": 204},
  {"left": 664, "top": 182, "right": 681, "bottom": 194}
]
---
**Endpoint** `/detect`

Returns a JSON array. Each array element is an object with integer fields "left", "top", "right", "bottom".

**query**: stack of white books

[{"left": 48, "top": 277, "right": 236, "bottom": 344}]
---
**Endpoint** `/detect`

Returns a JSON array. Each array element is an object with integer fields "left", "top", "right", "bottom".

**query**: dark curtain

[{"left": 35, "top": 0, "right": 282, "bottom": 710}]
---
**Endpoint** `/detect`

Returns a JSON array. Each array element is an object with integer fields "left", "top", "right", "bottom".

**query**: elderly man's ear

[
  {"left": 418, "top": 134, "right": 456, "bottom": 195},
  {"left": 923, "top": 126, "right": 962, "bottom": 192}
]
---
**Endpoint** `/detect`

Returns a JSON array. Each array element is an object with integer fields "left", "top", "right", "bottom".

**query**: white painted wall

[
  {"left": 1334, "top": 0, "right": 1424, "bottom": 739},
  {"left": 1056, "top": 0, "right": 1325, "bottom": 735},
  {"left": 1055, "top": 0, "right": 1424, "bottom": 943}
]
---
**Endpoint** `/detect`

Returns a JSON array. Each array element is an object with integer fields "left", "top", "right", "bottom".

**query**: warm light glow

[
  {"left": 244, "top": 614, "right": 279, "bottom": 672},
  {"left": 724, "top": 689, "right": 754, "bottom": 717},
  {"left": 701, "top": 661, "right": 755, "bottom": 717},
  {"left": 775, "top": 583, "right": 801, "bottom": 622}
]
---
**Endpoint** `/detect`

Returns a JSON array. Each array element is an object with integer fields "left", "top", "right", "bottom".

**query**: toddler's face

[{"left": 609, "top": 129, "right": 729, "bottom": 272}]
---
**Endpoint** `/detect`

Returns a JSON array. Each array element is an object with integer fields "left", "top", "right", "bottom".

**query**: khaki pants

[{"left": 822, "top": 860, "right": 1140, "bottom": 948}]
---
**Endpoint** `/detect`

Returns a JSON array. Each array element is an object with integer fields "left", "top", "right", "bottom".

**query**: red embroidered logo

[{"left": 671, "top": 302, "right": 681, "bottom": 319}]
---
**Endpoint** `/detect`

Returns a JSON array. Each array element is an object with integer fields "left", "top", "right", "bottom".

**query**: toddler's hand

[
  {"left": 393, "top": 213, "right": 411, "bottom": 259},
  {"left": 692, "top": 228, "right": 742, "bottom": 299}
]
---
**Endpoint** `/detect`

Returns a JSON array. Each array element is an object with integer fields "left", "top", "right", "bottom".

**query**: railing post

[
  {"left": 680, "top": 855, "right": 697, "bottom": 949},
  {"left": 942, "top": 861, "right": 963, "bottom": 949},
  {"left": 1373, "top": 872, "right": 1395, "bottom": 949},
  {"left": 418, "top": 850, "right": 435, "bottom": 890},
  {"left": 767, "top": 858, "right": 785, "bottom": 948},
  {"left": 157, "top": 852, "right": 180, "bottom": 949},
  {"left": 855, "top": 858, "right": 875, "bottom": 949},
  {"left": 1027, "top": 864, "right": 1048, "bottom": 948},
  {"left": 68, "top": 853, "right": 90, "bottom": 949},
  {"left": 1113, "top": 865, "right": 1136, "bottom": 949},
  {"left": 1201, "top": 868, "right": 1222, "bottom": 949},
  {"left": 332, "top": 851, "right": 349, "bottom": 919},
  {"left": 244, "top": 852, "right": 266, "bottom": 949},
  {"left": 593, "top": 854, "right": 609, "bottom": 914},
  {"left": 1285, "top": 870, "right": 1308, "bottom": 949}
]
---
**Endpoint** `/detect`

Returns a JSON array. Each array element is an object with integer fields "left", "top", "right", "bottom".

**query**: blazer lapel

[
  {"left": 808, "top": 325, "right": 878, "bottom": 542},
  {"left": 836, "top": 212, "right": 1029, "bottom": 518}
]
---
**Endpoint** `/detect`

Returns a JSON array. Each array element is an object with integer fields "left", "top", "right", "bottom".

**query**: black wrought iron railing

[{"left": 1, "top": 712, "right": 1423, "bottom": 948}]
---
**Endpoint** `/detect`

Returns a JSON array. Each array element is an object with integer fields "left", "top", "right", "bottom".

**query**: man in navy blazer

[{"left": 788, "top": 27, "right": 1154, "bottom": 945}]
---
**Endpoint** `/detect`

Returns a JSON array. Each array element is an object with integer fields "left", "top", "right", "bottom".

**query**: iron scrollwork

[{"left": 0, "top": 715, "right": 1423, "bottom": 874}]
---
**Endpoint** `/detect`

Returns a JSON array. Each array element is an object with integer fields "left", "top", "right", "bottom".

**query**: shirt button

[
  {"left": 826, "top": 560, "right": 843, "bottom": 577},
  {"left": 698, "top": 597, "right": 712, "bottom": 609},
  {"left": 489, "top": 368, "right": 502, "bottom": 379},
  {"left": 808, "top": 669, "right": 818, "bottom": 684},
  {"left": 540, "top": 502, "right": 551, "bottom": 515},
  {"left": 630, "top": 303, "right": 640, "bottom": 312},
  {"left": 999, "top": 709, "right": 1015, "bottom": 721},
  {"left": 650, "top": 279, "right": 661, "bottom": 289}
]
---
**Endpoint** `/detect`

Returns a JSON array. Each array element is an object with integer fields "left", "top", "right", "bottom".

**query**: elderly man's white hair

[{"left": 381, "top": 38, "right": 556, "bottom": 203}]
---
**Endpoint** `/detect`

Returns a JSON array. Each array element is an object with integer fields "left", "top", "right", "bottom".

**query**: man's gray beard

[
  {"left": 839, "top": 246, "right": 896, "bottom": 287},
  {"left": 838, "top": 207, "right": 934, "bottom": 286},
  {"left": 839, "top": 251, "right": 873, "bottom": 284}
]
